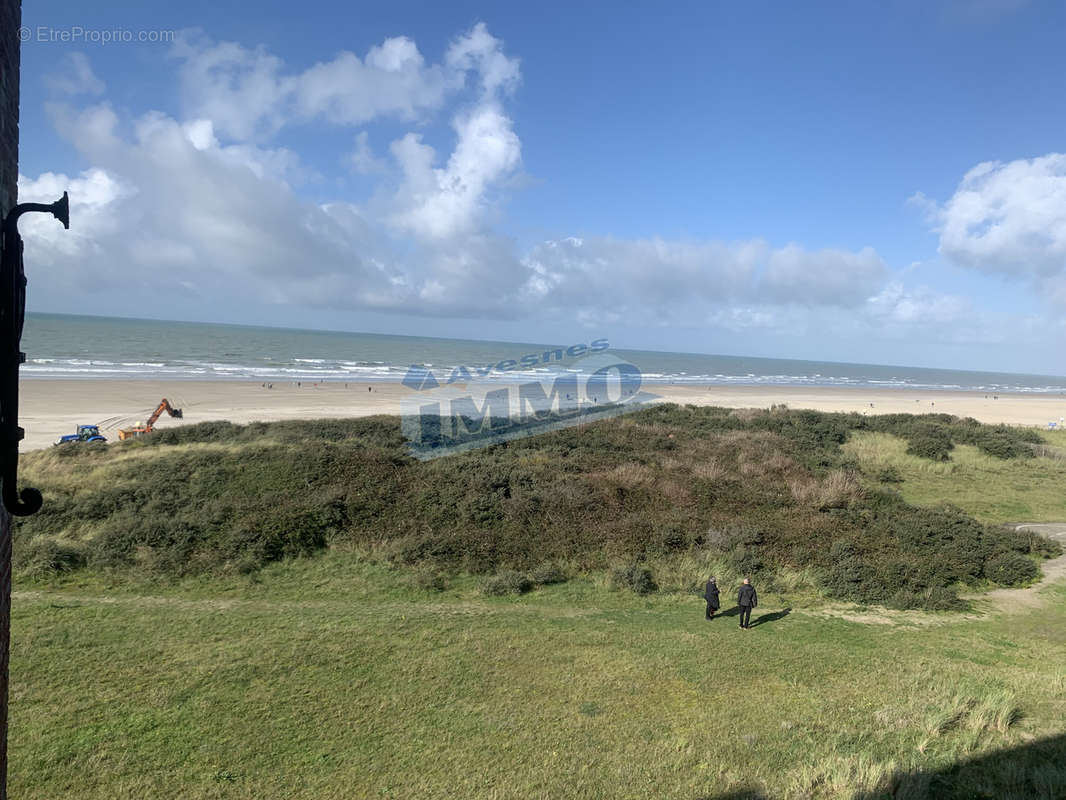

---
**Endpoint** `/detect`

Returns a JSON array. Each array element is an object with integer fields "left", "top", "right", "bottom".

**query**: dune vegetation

[
  {"left": 843, "top": 429, "right": 1066, "bottom": 524},
  {"left": 11, "top": 405, "right": 1066, "bottom": 798},
  {"left": 15, "top": 405, "right": 1061, "bottom": 610}
]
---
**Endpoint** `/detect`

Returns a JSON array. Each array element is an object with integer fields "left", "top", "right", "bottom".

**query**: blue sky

[{"left": 16, "top": 0, "right": 1066, "bottom": 373}]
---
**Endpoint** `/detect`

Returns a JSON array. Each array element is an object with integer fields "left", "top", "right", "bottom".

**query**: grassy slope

[
  {"left": 12, "top": 556, "right": 1066, "bottom": 799},
  {"left": 15, "top": 407, "right": 1060, "bottom": 613},
  {"left": 842, "top": 432, "right": 1066, "bottom": 524}
]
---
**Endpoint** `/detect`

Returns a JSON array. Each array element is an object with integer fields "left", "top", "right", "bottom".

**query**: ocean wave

[{"left": 18, "top": 356, "right": 1066, "bottom": 394}]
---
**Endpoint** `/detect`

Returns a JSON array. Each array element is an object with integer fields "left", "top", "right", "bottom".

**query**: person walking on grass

[
  {"left": 703, "top": 577, "right": 720, "bottom": 620},
  {"left": 738, "top": 577, "right": 757, "bottom": 629}
]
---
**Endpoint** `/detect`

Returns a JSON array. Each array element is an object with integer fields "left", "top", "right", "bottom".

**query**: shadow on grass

[
  {"left": 851, "top": 731, "right": 1066, "bottom": 799},
  {"left": 749, "top": 608, "right": 792, "bottom": 627},
  {"left": 699, "top": 733, "right": 1066, "bottom": 799}
]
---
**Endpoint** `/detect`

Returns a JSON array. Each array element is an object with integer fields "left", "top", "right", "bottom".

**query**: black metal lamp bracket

[{"left": 0, "top": 191, "right": 69, "bottom": 516}]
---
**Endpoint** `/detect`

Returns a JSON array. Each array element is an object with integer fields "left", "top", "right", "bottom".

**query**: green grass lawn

[
  {"left": 11, "top": 554, "right": 1066, "bottom": 799},
  {"left": 843, "top": 432, "right": 1066, "bottom": 524},
  {"left": 11, "top": 414, "right": 1066, "bottom": 798}
]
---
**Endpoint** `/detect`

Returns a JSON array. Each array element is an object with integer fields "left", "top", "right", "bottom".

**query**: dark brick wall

[
  {"left": 0, "top": 0, "right": 18, "bottom": 217},
  {"left": 0, "top": 3, "right": 16, "bottom": 797}
]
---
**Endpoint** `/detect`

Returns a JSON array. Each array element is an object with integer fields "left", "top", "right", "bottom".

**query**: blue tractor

[{"left": 56, "top": 424, "right": 107, "bottom": 445}]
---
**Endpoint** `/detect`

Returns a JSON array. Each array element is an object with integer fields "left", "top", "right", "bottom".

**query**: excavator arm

[
  {"left": 145, "top": 398, "right": 183, "bottom": 428},
  {"left": 118, "top": 398, "right": 184, "bottom": 440}
]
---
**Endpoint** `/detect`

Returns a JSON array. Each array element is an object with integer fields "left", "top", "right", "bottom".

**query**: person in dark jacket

[
  {"left": 703, "top": 577, "right": 720, "bottom": 620},
  {"left": 737, "top": 578, "right": 757, "bottom": 629}
]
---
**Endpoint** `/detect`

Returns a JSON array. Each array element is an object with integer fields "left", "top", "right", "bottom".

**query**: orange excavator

[{"left": 117, "top": 398, "right": 183, "bottom": 440}]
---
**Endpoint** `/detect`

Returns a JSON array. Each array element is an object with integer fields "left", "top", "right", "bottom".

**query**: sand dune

[{"left": 18, "top": 379, "right": 1066, "bottom": 452}]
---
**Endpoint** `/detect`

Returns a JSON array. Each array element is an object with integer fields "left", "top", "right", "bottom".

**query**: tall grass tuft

[{"left": 788, "top": 753, "right": 900, "bottom": 798}]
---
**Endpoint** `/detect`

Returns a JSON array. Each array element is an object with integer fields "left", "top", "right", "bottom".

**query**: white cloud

[
  {"left": 389, "top": 103, "right": 521, "bottom": 239},
  {"left": 290, "top": 38, "right": 450, "bottom": 127},
  {"left": 705, "top": 306, "right": 788, "bottom": 332},
  {"left": 20, "top": 25, "right": 533, "bottom": 318},
  {"left": 183, "top": 119, "right": 218, "bottom": 151},
  {"left": 19, "top": 114, "right": 394, "bottom": 304},
  {"left": 519, "top": 236, "right": 888, "bottom": 324},
  {"left": 44, "top": 52, "right": 105, "bottom": 96},
  {"left": 866, "top": 281, "right": 970, "bottom": 325},
  {"left": 171, "top": 24, "right": 518, "bottom": 143},
  {"left": 348, "top": 131, "right": 385, "bottom": 174},
  {"left": 446, "top": 22, "right": 521, "bottom": 97},
  {"left": 763, "top": 245, "right": 887, "bottom": 306},
  {"left": 921, "top": 153, "right": 1066, "bottom": 301},
  {"left": 46, "top": 101, "right": 121, "bottom": 155},
  {"left": 18, "top": 168, "right": 134, "bottom": 283},
  {"left": 166, "top": 24, "right": 525, "bottom": 251},
  {"left": 172, "top": 37, "right": 290, "bottom": 141},
  {"left": 23, "top": 25, "right": 998, "bottom": 358}
]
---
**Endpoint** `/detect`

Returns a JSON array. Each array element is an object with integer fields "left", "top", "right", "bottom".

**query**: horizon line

[{"left": 24, "top": 309, "right": 1066, "bottom": 382}]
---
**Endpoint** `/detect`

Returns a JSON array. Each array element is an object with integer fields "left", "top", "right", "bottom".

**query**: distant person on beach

[
  {"left": 738, "top": 578, "right": 757, "bottom": 629},
  {"left": 703, "top": 577, "right": 720, "bottom": 620}
]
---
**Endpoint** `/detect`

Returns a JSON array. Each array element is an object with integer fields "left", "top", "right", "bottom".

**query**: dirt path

[
  {"left": 9, "top": 589, "right": 600, "bottom": 621},
  {"left": 795, "top": 523, "right": 1066, "bottom": 626},
  {"left": 963, "top": 523, "right": 1066, "bottom": 614}
]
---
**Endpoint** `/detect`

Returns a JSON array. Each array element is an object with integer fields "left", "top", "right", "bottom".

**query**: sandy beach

[{"left": 18, "top": 379, "right": 1066, "bottom": 452}]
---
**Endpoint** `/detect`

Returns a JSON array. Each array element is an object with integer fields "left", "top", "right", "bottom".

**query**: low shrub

[
  {"left": 887, "top": 589, "right": 920, "bottom": 610},
  {"left": 15, "top": 537, "right": 87, "bottom": 578},
  {"left": 919, "top": 586, "right": 963, "bottom": 611},
  {"left": 905, "top": 430, "right": 954, "bottom": 461},
  {"left": 984, "top": 553, "right": 1038, "bottom": 587},
  {"left": 823, "top": 554, "right": 883, "bottom": 604},
  {"left": 975, "top": 432, "right": 1033, "bottom": 459},
  {"left": 610, "top": 564, "right": 658, "bottom": 595},
  {"left": 529, "top": 562, "right": 567, "bottom": 585},
  {"left": 482, "top": 570, "right": 533, "bottom": 596},
  {"left": 660, "top": 526, "right": 687, "bottom": 552},
  {"left": 143, "top": 420, "right": 244, "bottom": 447},
  {"left": 872, "top": 505, "right": 998, "bottom": 586},
  {"left": 1014, "top": 529, "right": 1064, "bottom": 559},
  {"left": 728, "top": 544, "right": 764, "bottom": 575},
  {"left": 1033, "top": 536, "right": 1064, "bottom": 558},
  {"left": 876, "top": 466, "right": 904, "bottom": 484}
]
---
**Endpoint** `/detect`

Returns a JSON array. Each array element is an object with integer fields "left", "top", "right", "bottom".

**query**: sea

[{"left": 19, "top": 312, "right": 1066, "bottom": 394}]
